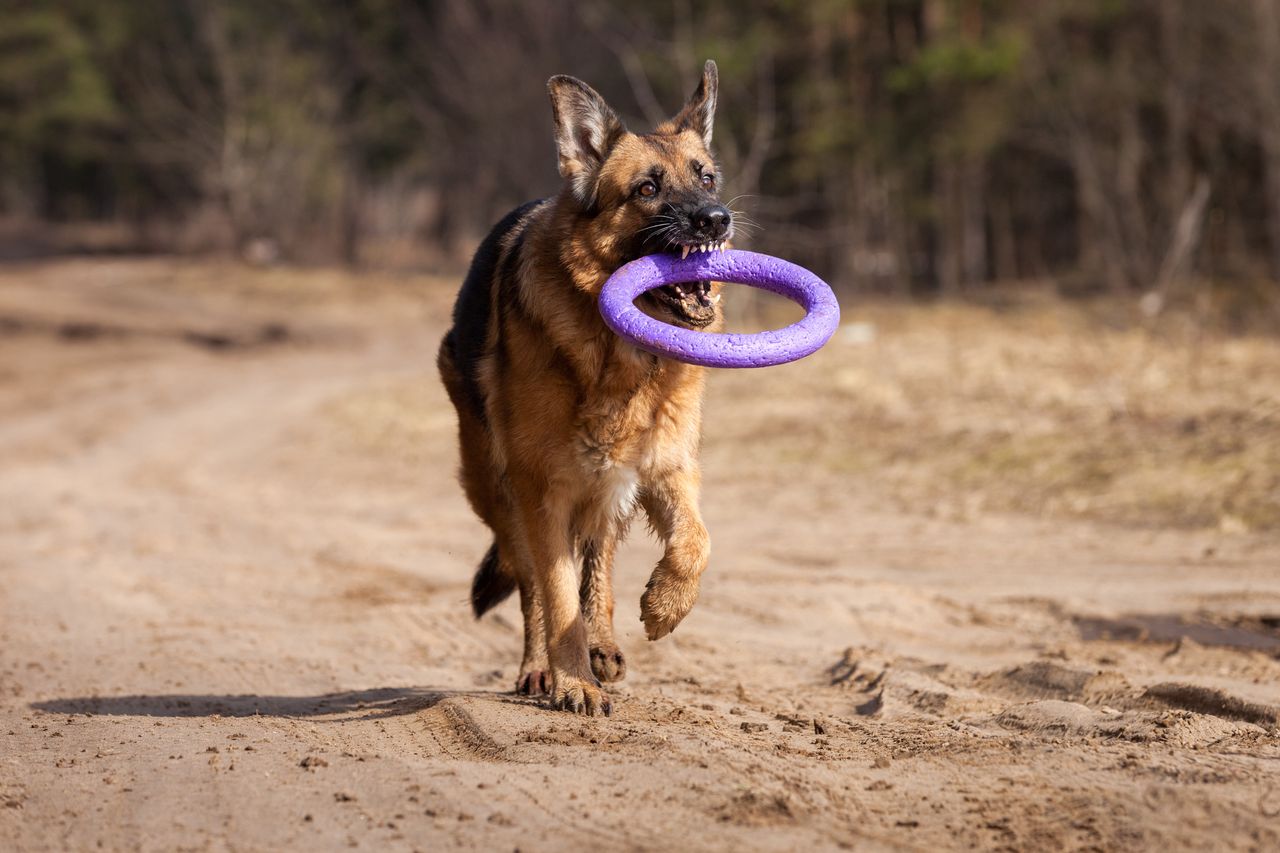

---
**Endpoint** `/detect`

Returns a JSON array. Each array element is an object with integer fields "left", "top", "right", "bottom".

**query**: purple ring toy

[{"left": 599, "top": 249, "right": 840, "bottom": 368}]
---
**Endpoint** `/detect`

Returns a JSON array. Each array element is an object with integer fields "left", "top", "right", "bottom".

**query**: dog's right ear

[{"left": 548, "top": 75, "right": 626, "bottom": 208}]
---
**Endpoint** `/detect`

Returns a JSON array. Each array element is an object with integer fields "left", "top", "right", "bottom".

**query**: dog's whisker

[
  {"left": 636, "top": 221, "right": 677, "bottom": 236},
  {"left": 635, "top": 218, "right": 679, "bottom": 237},
  {"left": 726, "top": 211, "right": 764, "bottom": 235},
  {"left": 727, "top": 211, "right": 760, "bottom": 224}
]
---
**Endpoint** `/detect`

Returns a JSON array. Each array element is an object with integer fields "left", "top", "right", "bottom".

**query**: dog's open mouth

[
  {"left": 638, "top": 241, "right": 724, "bottom": 328},
  {"left": 648, "top": 279, "right": 717, "bottom": 327}
]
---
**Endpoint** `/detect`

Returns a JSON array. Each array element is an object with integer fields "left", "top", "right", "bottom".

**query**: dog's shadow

[{"left": 31, "top": 686, "right": 534, "bottom": 722}]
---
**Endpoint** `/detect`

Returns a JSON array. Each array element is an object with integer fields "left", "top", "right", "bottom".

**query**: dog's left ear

[
  {"left": 672, "top": 60, "right": 718, "bottom": 149},
  {"left": 548, "top": 75, "right": 627, "bottom": 208}
]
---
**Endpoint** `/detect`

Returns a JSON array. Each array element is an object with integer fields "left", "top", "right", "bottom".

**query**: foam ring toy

[{"left": 599, "top": 249, "right": 840, "bottom": 368}]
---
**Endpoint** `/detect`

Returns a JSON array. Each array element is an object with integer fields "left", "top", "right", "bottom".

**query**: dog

[{"left": 437, "top": 60, "right": 731, "bottom": 716}]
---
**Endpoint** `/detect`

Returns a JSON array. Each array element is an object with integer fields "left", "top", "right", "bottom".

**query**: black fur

[
  {"left": 446, "top": 199, "right": 543, "bottom": 422},
  {"left": 470, "top": 541, "right": 516, "bottom": 618}
]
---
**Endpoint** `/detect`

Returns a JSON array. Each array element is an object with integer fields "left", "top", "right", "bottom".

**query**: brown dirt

[{"left": 2, "top": 258, "right": 1278, "bottom": 852}]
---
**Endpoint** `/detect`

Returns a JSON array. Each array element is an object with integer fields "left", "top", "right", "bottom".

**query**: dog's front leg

[
  {"left": 639, "top": 468, "right": 710, "bottom": 640},
  {"left": 516, "top": 487, "right": 611, "bottom": 715},
  {"left": 580, "top": 535, "right": 627, "bottom": 683}
]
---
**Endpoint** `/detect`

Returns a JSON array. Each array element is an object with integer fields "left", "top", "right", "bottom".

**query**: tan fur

[{"left": 439, "top": 63, "right": 726, "bottom": 715}]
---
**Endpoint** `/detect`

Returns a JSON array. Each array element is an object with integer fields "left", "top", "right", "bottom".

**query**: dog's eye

[
  {"left": 637, "top": 181, "right": 658, "bottom": 198},
  {"left": 700, "top": 173, "right": 716, "bottom": 190}
]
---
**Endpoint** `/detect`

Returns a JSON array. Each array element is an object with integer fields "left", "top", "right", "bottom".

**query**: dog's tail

[{"left": 471, "top": 541, "right": 517, "bottom": 618}]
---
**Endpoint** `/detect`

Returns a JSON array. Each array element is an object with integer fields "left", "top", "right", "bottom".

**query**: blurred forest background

[{"left": 4, "top": 0, "right": 1280, "bottom": 312}]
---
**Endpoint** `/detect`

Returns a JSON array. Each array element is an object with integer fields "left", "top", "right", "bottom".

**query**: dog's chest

[
  {"left": 573, "top": 350, "right": 695, "bottom": 525},
  {"left": 577, "top": 377, "right": 674, "bottom": 474},
  {"left": 577, "top": 413, "right": 663, "bottom": 482},
  {"left": 575, "top": 398, "right": 668, "bottom": 525}
]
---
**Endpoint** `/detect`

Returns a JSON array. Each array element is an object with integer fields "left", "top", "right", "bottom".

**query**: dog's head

[{"left": 548, "top": 60, "right": 729, "bottom": 328}]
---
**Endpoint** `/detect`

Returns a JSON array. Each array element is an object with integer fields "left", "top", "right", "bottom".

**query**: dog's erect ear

[
  {"left": 547, "top": 75, "right": 627, "bottom": 207},
  {"left": 671, "top": 60, "right": 718, "bottom": 149}
]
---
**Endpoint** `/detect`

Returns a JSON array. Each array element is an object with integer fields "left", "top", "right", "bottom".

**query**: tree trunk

[
  {"left": 1153, "top": 175, "right": 1211, "bottom": 295},
  {"left": 339, "top": 166, "right": 362, "bottom": 267},
  {"left": 1069, "top": 135, "right": 1129, "bottom": 292},
  {"left": 1253, "top": 0, "right": 1280, "bottom": 280},
  {"left": 960, "top": 156, "right": 987, "bottom": 287},
  {"left": 935, "top": 158, "right": 960, "bottom": 294},
  {"left": 991, "top": 189, "right": 1018, "bottom": 282}
]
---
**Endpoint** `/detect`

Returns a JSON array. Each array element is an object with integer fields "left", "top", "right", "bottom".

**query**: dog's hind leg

[
  {"left": 441, "top": 334, "right": 546, "bottom": 692},
  {"left": 514, "top": 569, "right": 549, "bottom": 695},
  {"left": 473, "top": 539, "right": 548, "bottom": 695},
  {"left": 580, "top": 536, "right": 626, "bottom": 682}
]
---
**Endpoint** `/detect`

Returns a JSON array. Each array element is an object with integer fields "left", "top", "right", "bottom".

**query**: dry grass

[
  {"left": 26, "top": 256, "right": 1263, "bottom": 535},
  {"left": 709, "top": 288, "right": 1280, "bottom": 533},
  {"left": 304, "top": 276, "right": 1279, "bottom": 533}
]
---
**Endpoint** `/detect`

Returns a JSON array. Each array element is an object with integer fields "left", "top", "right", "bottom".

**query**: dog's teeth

[
  {"left": 711, "top": 293, "right": 721, "bottom": 304},
  {"left": 681, "top": 245, "right": 690, "bottom": 260}
]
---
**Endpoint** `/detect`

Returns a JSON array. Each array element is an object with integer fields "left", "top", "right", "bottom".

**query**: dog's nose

[{"left": 692, "top": 204, "right": 731, "bottom": 239}]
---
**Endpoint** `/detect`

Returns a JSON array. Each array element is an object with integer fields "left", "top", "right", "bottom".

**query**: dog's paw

[
  {"left": 589, "top": 643, "right": 627, "bottom": 683},
  {"left": 515, "top": 669, "right": 548, "bottom": 696},
  {"left": 640, "top": 571, "right": 700, "bottom": 641},
  {"left": 551, "top": 677, "right": 612, "bottom": 716}
]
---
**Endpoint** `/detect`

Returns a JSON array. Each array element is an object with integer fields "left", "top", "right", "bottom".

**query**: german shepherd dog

[{"left": 437, "top": 61, "right": 731, "bottom": 716}]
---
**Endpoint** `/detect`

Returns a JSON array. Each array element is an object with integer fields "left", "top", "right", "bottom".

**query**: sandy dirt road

[{"left": 1, "top": 259, "right": 1278, "bottom": 851}]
